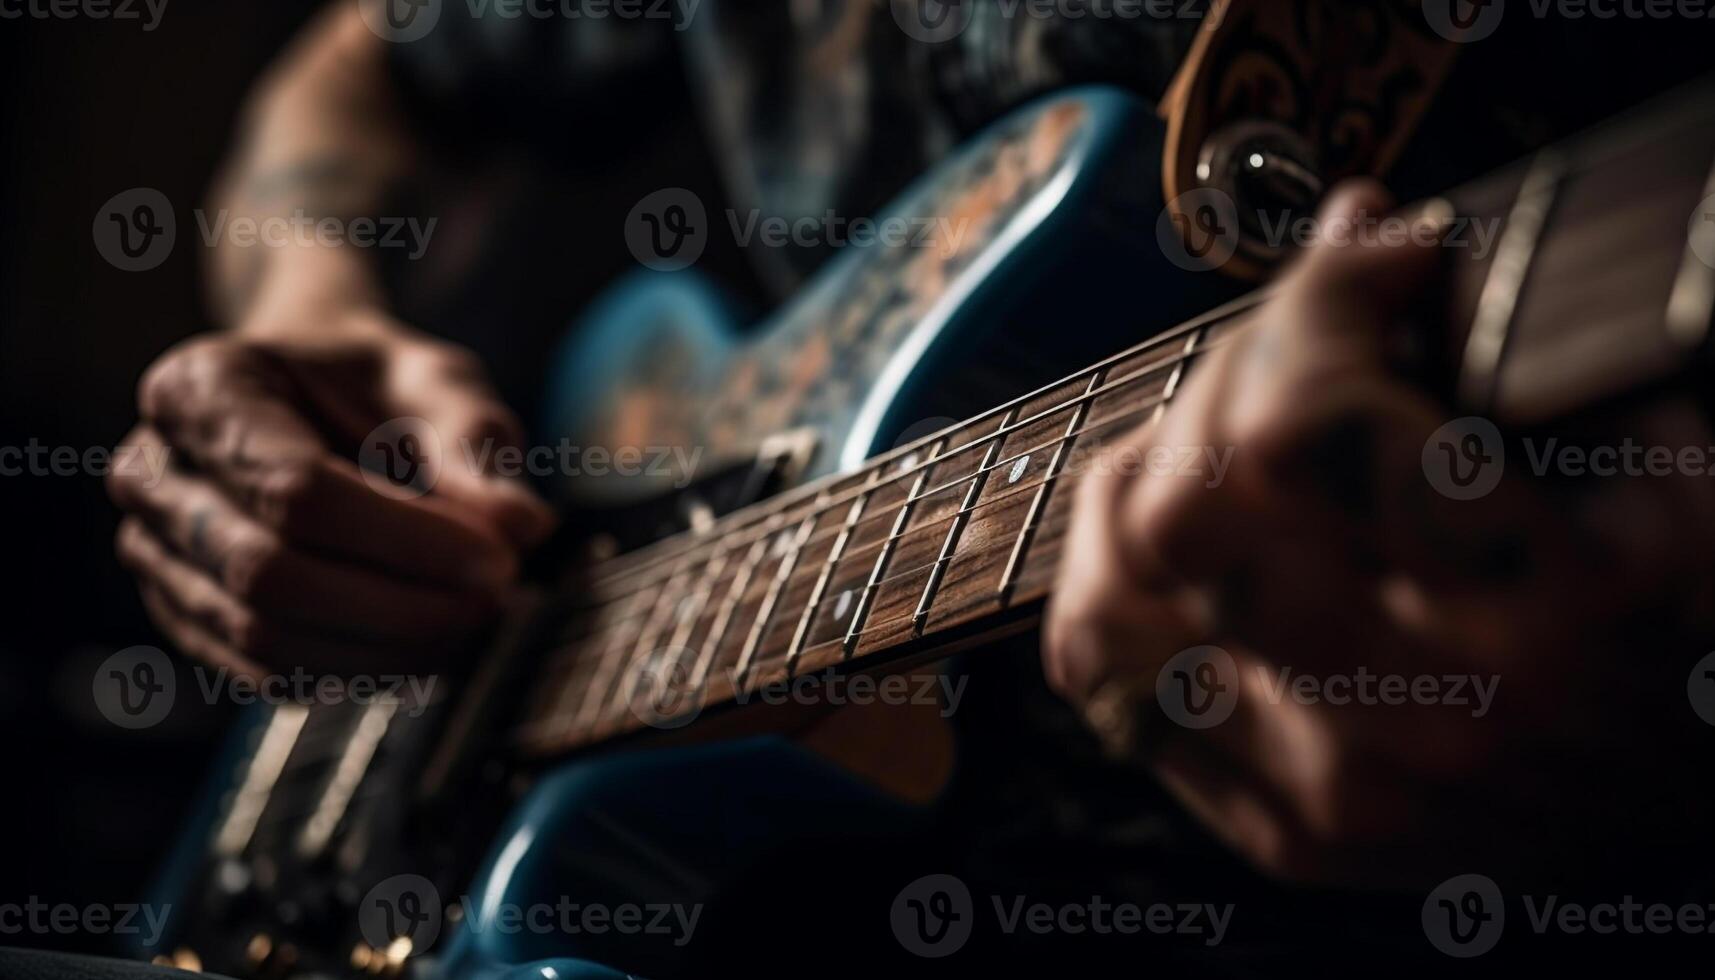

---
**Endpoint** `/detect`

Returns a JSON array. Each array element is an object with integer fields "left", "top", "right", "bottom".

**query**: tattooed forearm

[{"left": 203, "top": 3, "right": 418, "bottom": 328}]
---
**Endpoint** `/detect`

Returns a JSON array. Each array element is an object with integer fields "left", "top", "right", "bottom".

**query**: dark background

[
  {"left": 0, "top": 2, "right": 330, "bottom": 941},
  {"left": 2, "top": 0, "right": 1713, "bottom": 959}
]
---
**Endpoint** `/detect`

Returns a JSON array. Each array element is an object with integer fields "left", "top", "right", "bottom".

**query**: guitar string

[
  {"left": 545, "top": 369, "right": 1224, "bottom": 732},
  {"left": 582, "top": 303, "right": 1256, "bottom": 593},
  {"left": 581, "top": 321, "right": 1251, "bottom": 606},
  {"left": 569, "top": 101, "right": 1667, "bottom": 596},
  {"left": 581, "top": 290, "right": 1270, "bottom": 591},
  {"left": 537, "top": 332, "right": 1238, "bottom": 664},
  {"left": 553, "top": 375, "right": 1216, "bottom": 665}
]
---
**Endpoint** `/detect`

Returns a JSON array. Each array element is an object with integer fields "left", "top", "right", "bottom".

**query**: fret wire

[
  {"left": 537, "top": 332, "right": 1241, "bottom": 737},
  {"left": 571, "top": 589, "right": 656, "bottom": 729},
  {"left": 585, "top": 292, "right": 1271, "bottom": 593},
  {"left": 733, "top": 497, "right": 826, "bottom": 681},
  {"left": 1153, "top": 327, "right": 1202, "bottom": 424},
  {"left": 588, "top": 113, "right": 1711, "bottom": 597},
  {"left": 661, "top": 548, "right": 731, "bottom": 674},
  {"left": 998, "top": 366, "right": 1107, "bottom": 600},
  {"left": 556, "top": 329, "right": 1244, "bottom": 689},
  {"left": 843, "top": 438, "right": 948, "bottom": 658},
  {"left": 528, "top": 96, "right": 1715, "bottom": 750},
  {"left": 595, "top": 556, "right": 702, "bottom": 728},
  {"left": 911, "top": 408, "right": 1020, "bottom": 633},
  {"left": 586, "top": 329, "right": 1247, "bottom": 603},
  {"left": 759, "top": 351, "right": 1233, "bottom": 616},
  {"left": 785, "top": 469, "right": 882, "bottom": 675},
  {"left": 549, "top": 366, "right": 1230, "bottom": 725},
  {"left": 690, "top": 527, "right": 775, "bottom": 689},
  {"left": 1457, "top": 150, "right": 1564, "bottom": 411},
  {"left": 818, "top": 398, "right": 1181, "bottom": 607},
  {"left": 543, "top": 369, "right": 1274, "bottom": 741}
]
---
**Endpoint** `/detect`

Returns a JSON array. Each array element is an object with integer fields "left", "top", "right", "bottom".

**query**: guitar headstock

[{"left": 1159, "top": 0, "right": 1462, "bottom": 278}]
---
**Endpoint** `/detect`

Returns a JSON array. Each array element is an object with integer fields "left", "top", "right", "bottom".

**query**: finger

[
  {"left": 1044, "top": 462, "right": 1205, "bottom": 704},
  {"left": 136, "top": 580, "right": 261, "bottom": 679},
  {"left": 111, "top": 465, "right": 501, "bottom": 642},
  {"left": 121, "top": 518, "right": 472, "bottom": 674},
  {"left": 136, "top": 345, "right": 519, "bottom": 589}
]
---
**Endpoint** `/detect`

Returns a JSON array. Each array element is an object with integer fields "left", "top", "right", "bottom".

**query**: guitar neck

[{"left": 512, "top": 79, "right": 1715, "bottom": 758}]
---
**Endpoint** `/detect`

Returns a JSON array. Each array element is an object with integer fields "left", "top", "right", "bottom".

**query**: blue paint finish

[
  {"left": 429, "top": 736, "right": 923, "bottom": 979},
  {"left": 538, "top": 270, "right": 743, "bottom": 448}
]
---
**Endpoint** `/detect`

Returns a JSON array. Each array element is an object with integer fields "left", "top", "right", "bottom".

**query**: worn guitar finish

[{"left": 138, "top": 75, "right": 1715, "bottom": 980}]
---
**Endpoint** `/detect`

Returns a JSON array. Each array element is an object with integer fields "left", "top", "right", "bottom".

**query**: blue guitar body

[{"left": 141, "top": 87, "right": 1242, "bottom": 979}]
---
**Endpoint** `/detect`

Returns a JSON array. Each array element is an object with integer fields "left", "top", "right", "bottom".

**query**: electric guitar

[{"left": 131, "top": 16, "right": 1715, "bottom": 980}]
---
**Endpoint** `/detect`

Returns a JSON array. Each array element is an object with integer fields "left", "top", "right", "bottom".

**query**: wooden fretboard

[{"left": 514, "top": 79, "right": 1715, "bottom": 757}]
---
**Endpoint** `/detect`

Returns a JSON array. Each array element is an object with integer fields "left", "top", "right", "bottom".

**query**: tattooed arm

[
  {"left": 108, "top": 4, "right": 555, "bottom": 677},
  {"left": 203, "top": 4, "right": 411, "bottom": 331}
]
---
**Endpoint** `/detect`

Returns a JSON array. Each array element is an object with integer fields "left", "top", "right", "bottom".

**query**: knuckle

[
  {"left": 138, "top": 335, "right": 249, "bottom": 419},
  {"left": 105, "top": 457, "right": 141, "bottom": 509},
  {"left": 223, "top": 532, "right": 284, "bottom": 602},
  {"left": 1228, "top": 406, "right": 1313, "bottom": 475},
  {"left": 423, "top": 341, "right": 485, "bottom": 382}
]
